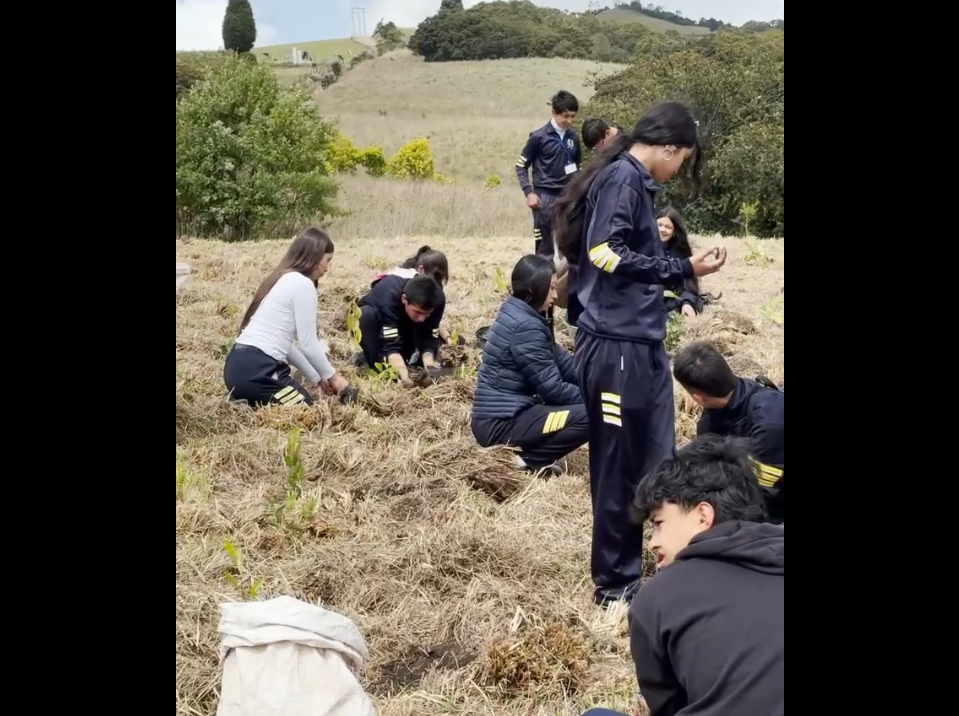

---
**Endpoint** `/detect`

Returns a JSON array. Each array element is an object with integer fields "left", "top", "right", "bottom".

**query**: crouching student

[
  {"left": 657, "top": 207, "right": 707, "bottom": 320},
  {"left": 372, "top": 246, "right": 464, "bottom": 346},
  {"left": 471, "top": 255, "right": 589, "bottom": 476},
  {"left": 581, "top": 117, "right": 622, "bottom": 152},
  {"left": 224, "top": 228, "right": 353, "bottom": 406},
  {"left": 674, "top": 341, "right": 784, "bottom": 523},
  {"left": 356, "top": 273, "right": 445, "bottom": 387}
]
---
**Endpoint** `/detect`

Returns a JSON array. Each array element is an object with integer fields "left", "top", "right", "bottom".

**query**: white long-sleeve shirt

[{"left": 236, "top": 271, "right": 336, "bottom": 383}]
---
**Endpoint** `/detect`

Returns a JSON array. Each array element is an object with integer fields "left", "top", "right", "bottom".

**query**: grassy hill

[
  {"left": 254, "top": 37, "right": 370, "bottom": 63},
  {"left": 315, "top": 50, "right": 625, "bottom": 185},
  {"left": 257, "top": 6, "right": 709, "bottom": 64},
  {"left": 596, "top": 7, "right": 713, "bottom": 34}
]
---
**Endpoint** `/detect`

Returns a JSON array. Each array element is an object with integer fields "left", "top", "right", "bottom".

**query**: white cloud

[{"left": 176, "top": 0, "right": 278, "bottom": 51}]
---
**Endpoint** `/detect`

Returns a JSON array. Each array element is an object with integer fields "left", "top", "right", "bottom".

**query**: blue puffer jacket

[{"left": 472, "top": 296, "right": 582, "bottom": 420}]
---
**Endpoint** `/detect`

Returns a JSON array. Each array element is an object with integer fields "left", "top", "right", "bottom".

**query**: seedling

[
  {"left": 493, "top": 266, "right": 508, "bottom": 293},
  {"left": 346, "top": 303, "right": 363, "bottom": 350},
  {"left": 664, "top": 312, "right": 683, "bottom": 353},
  {"left": 761, "top": 296, "right": 784, "bottom": 325},
  {"left": 223, "top": 540, "right": 262, "bottom": 600},
  {"left": 272, "top": 429, "right": 306, "bottom": 526}
]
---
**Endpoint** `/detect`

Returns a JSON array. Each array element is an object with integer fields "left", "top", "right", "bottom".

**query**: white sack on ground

[{"left": 215, "top": 595, "right": 376, "bottom": 716}]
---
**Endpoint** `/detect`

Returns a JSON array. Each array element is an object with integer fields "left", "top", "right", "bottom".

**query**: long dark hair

[
  {"left": 554, "top": 101, "right": 702, "bottom": 264},
  {"left": 239, "top": 228, "right": 334, "bottom": 332},
  {"left": 511, "top": 254, "right": 556, "bottom": 310},
  {"left": 401, "top": 245, "right": 449, "bottom": 285},
  {"left": 657, "top": 206, "right": 699, "bottom": 294}
]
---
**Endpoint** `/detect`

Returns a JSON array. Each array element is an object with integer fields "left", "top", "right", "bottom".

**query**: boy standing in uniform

[{"left": 515, "top": 90, "right": 582, "bottom": 262}]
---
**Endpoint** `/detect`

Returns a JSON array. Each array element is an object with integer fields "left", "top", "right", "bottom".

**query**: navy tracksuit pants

[
  {"left": 472, "top": 403, "right": 590, "bottom": 469},
  {"left": 223, "top": 344, "right": 313, "bottom": 407},
  {"left": 575, "top": 330, "right": 676, "bottom": 601},
  {"left": 533, "top": 191, "right": 558, "bottom": 261}
]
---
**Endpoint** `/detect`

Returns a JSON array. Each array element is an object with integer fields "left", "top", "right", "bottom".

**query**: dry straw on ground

[{"left": 176, "top": 233, "right": 783, "bottom": 716}]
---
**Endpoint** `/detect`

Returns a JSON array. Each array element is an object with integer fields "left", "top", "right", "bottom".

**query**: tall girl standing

[{"left": 554, "top": 102, "right": 727, "bottom": 606}]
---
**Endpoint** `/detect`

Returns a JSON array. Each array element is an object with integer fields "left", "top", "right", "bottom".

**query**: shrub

[
  {"left": 328, "top": 133, "right": 361, "bottom": 172},
  {"left": 386, "top": 138, "right": 435, "bottom": 180},
  {"left": 176, "top": 56, "right": 340, "bottom": 241},
  {"left": 358, "top": 146, "right": 387, "bottom": 176},
  {"left": 484, "top": 175, "right": 502, "bottom": 190},
  {"left": 176, "top": 51, "right": 229, "bottom": 100}
]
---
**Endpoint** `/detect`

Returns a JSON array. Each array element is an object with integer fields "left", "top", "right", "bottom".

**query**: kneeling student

[
  {"left": 224, "top": 228, "right": 353, "bottom": 406},
  {"left": 674, "top": 341, "right": 784, "bottom": 522},
  {"left": 356, "top": 273, "right": 445, "bottom": 387},
  {"left": 471, "top": 255, "right": 589, "bottom": 476},
  {"left": 372, "top": 246, "right": 464, "bottom": 346}
]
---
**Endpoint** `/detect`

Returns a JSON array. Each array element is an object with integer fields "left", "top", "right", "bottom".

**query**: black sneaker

[
  {"left": 533, "top": 462, "right": 564, "bottom": 478},
  {"left": 593, "top": 581, "right": 640, "bottom": 608}
]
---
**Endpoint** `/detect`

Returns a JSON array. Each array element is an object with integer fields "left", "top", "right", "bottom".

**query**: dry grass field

[
  {"left": 175, "top": 235, "right": 783, "bottom": 716},
  {"left": 176, "top": 47, "right": 784, "bottom": 716}
]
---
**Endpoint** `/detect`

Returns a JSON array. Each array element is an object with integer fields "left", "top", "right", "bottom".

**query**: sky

[{"left": 175, "top": 1, "right": 785, "bottom": 51}]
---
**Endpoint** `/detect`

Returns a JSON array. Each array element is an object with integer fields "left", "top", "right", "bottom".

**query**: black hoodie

[{"left": 629, "top": 521, "right": 784, "bottom": 716}]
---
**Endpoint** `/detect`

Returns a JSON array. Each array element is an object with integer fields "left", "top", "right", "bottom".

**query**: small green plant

[
  {"left": 743, "top": 238, "right": 772, "bottom": 268},
  {"left": 176, "top": 452, "right": 211, "bottom": 500},
  {"left": 223, "top": 540, "right": 262, "bottom": 599},
  {"left": 271, "top": 429, "right": 306, "bottom": 526},
  {"left": 484, "top": 175, "right": 502, "bottom": 190},
  {"left": 450, "top": 328, "right": 460, "bottom": 345},
  {"left": 664, "top": 312, "right": 683, "bottom": 353},
  {"left": 345, "top": 302, "right": 362, "bottom": 350},
  {"left": 455, "top": 363, "right": 477, "bottom": 379},
  {"left": 493, "top": 266, "right": 508, "bottom": 293},
  {"left": 761, "top": 296, "right": 784, "bottom": 325},
  {"left": 738, "top": 201, "right": 759, "bottom": 237},
  {"left": 372, "top": 362, "right": 398, "bottom": 381}
]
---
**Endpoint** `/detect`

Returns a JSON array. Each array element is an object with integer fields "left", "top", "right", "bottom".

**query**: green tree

[
  {"left": 222, "top": 0, "right": 257, "bottom": 54},
  {"left": 374, "top": 20, "right": 405, "bottom": 54},
  {"left": 176, "top": 56, "right": 340, "bottom": 240},
  {"left": 440, "top": 0, "right": 464, "bottom": 11},
  {"left": 585, "top": 29, "right": 784, "bottom": 237}
]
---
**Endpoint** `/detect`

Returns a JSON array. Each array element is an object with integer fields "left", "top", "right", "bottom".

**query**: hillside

[
  {"left": 314, "top": 50, "right": 624, "bottom": 185},
  {"left": 257, "top": 5, "right": 711, "bottom": 65},
  {"left": 254, "top": 37, "right": 369, "bottom": 63},
  {"left": 596, "top": 7, "right": 713, "bottom": 34}
]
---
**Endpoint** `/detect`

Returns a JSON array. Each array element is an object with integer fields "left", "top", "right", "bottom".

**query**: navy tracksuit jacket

[{"left": 573, "top": 151, "right": 693, "bottom": 600}]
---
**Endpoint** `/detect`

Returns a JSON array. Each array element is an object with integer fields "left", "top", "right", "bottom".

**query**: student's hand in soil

[
  {"left": 328, "top": 373, "right": 350, "bottom": 394},
  {"left": 527, "top": 193, "right": 541, "bottom": 209},
  {"left": 399, "top": 374, "right": 416, "bottom": 388},
  {"left": 681, "top": 304, "right": 696, "bottom": 319},
  {"left": 690, "top": 246, "right": 727, "bottom": 277}
]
